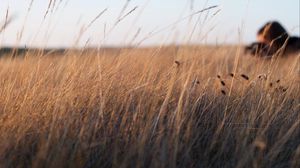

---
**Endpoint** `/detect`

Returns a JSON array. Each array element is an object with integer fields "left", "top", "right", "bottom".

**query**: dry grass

[{"left": 0, "top": 46, "right": 299, "bottom": 168}]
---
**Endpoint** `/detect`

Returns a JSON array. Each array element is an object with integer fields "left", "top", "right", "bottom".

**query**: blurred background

[{"left": 0, "top": 0, "right": 299, "bottom": 48}]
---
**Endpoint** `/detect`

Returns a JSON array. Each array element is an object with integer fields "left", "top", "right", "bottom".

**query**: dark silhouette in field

[
  {"left": 245, "top": 21, "right": 300, "bottom": 57},
  {"left": 0, "top": 47, "right": 67, "bottom": 57},
  {"left": 0, "top": 47, "right": 124, "bottom": 58}
]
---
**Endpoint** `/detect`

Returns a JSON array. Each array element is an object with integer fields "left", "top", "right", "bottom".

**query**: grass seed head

[
  {"left": 241, "top": 74, "right": 249, "bottom": 80},
  {"left": 175, "top": 60, "right": 180, "bottom": 66},
  {"left": 220, "top": 80, "right": 226, "bottom": 86},
  {"left": 269, "top": 83, "right": 273, "bottom": 87},
  {"left": 258, "top": 74, "right": 267, "bottom": 80}
]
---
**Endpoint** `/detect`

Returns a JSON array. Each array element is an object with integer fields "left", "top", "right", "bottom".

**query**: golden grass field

[{"left": 0, "top": 46, "right": 299, "bottom": 168}]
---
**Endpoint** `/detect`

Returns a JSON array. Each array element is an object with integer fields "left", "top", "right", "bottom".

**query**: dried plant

[{"left": 0, "top": 1, "right": 299, "bottom": 168}]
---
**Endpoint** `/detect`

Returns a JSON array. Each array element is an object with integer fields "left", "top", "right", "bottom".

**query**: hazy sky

[{"left": 0, "top": 0, "right": 299, "bottom": 47}]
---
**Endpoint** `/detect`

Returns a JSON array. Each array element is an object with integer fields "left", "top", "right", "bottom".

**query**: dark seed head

[
  {"left": 229, "top": 73, "right": 234, "bottom": 77},
  {"left": 278, "top": 86, "right": 288, "bottom": 92},
  {"left": 241, "top": 74, "right": 249, "bottom": 80},
  {"left": 275, "top": 86, "right": 287, "bottom": 92},
  {"left": 276, "top": 80, "right": 280, "bottom": 83},
  {"left": 220, "top": 81, "right": 226, "bottom": 86},
  {"left": 217, "top": 75, "right": 221, "bottom": 79},
  {"left": 175, "top": 61, "right": 180, "bottom": 66},
  {"left": 221, "top": 90, "right": 226, "bottom": 95},
  {"left": 269, "top": 83, "right": 273, "bottom": 87},
  {"left": 258, "top": 74, "right": 267, "bottom": 80},
  {"left": 196, "top": 81, "right": 200, "bottom": 84}
]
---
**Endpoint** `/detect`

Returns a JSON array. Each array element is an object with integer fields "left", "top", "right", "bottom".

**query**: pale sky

[{"left": 0, "top": 0, "right": 299, "bottom": 48}]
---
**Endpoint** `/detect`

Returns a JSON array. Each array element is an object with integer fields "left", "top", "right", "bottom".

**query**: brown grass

[{"left": 0, "top": 46, "right": 299, "bottom": 168}]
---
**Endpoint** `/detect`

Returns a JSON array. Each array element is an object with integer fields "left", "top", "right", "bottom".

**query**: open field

[{"left": 0, "top": 46, "right": 299, "bottom": 168}]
